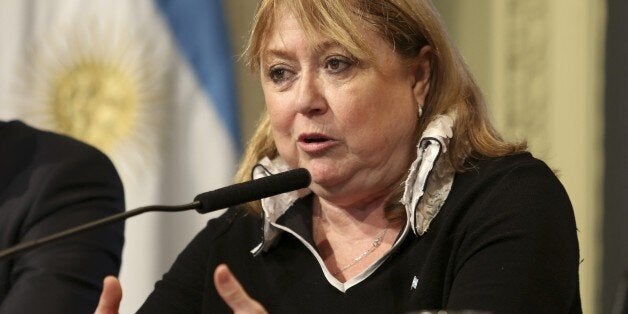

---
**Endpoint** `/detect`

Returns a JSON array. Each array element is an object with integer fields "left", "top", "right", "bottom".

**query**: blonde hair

[{"left": 236, "top": 0, "right": 526, "bottom": 216}]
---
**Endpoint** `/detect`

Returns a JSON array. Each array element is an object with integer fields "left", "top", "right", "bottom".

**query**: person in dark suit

[{"left": 0, "top": 120, "right": 125, "bottom": 313}]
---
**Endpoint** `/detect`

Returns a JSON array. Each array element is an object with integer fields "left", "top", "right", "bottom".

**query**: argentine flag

[{"left": 0, "top": 0, "right": 239, "bottom": 311}]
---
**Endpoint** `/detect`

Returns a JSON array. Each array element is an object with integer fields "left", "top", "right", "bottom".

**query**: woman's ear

[{"left": 412, "top": 46, "right": 433, "bottom": 108}]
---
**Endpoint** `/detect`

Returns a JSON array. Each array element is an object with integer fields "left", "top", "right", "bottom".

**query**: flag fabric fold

[{"left": 0, "top": 0, "right": 239, "bottom": 312}]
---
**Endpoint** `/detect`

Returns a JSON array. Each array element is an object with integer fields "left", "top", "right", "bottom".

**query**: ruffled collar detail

[
  {"left": 401, "top": 113, "right": 456, "bottom": 235},
  {"left": 251, "top": 157, "right": 312, "bottom": 254}
]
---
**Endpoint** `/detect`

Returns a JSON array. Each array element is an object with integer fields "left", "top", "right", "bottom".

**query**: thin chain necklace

[{"left": 331, "top": 224, "right": 390, "bottom": 276}]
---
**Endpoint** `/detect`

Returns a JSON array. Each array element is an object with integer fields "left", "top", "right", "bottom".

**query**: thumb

[
  {"left": 214, "top": 264, "right": 266, "bottom": 313},
  {"left": 94, "top": 276, "right": 122, "bottom": 314}
]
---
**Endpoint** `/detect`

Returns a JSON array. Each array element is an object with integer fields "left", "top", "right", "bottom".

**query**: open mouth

[
  {"left": 298, "top": 133, "right": 333, "bottom": 144},
  {"left": 297, "top": 133, "right": 336, "bottom": 153},
  {"left": 303, "top": 137, "right": 329, "bottom": 143}
]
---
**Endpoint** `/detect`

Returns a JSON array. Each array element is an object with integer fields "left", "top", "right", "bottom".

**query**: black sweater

[{"left": 139, "top": 153, "right": 581, "bottom": 313}]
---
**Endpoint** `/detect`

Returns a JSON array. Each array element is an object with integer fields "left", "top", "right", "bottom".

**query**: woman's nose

[{"left": 294, "top": 71, "right": 327, "bottom": 116}]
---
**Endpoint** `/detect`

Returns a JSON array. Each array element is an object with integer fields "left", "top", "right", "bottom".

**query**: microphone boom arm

[
  {"left": 0, "top": 167, "right": 311, "bottom": 261},
  {"left": 0, "top": 202, "right": 201, "bottom": 261}
]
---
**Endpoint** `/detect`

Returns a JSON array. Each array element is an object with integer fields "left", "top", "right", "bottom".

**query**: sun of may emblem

[
  {"left": 12, "top": 5, "right": 171, "bottom": 163},
  {"left": 52, "top": 61, "right": 138, "bottom": 152}
]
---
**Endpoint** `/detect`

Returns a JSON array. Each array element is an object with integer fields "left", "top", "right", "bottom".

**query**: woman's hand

[
  {"left": 214, "top": 264, "right": 267, "bottom": 313},
  {"left": 94, "top": 266, "right": 265, "bottom": 314},
  {"left": 94, "top": 276, "right": 122, "bottom": 314}
]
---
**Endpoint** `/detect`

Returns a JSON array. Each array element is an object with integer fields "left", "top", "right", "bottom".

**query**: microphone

[
  {"left": 0, "top": 168, "right": 311, "bottom": 261},
  {"left": 194, "top": 167, "right": 310, "bottom": 213}
]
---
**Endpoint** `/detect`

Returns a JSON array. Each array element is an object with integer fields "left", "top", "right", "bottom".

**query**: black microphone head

[{"left": 194, "top": 168, "right": 311, "bottom": 213}]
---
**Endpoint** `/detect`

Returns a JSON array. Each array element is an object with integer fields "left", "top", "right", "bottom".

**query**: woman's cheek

[{"left": 271, "top": 128, "right": 298, "bottom": 166}]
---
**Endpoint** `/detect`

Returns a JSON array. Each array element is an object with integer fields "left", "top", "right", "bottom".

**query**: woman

[{"left": 97, "top": 0, "right": 580, "bottom": 313}]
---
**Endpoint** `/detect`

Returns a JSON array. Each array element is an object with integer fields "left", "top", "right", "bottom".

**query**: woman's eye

[
  {"left": 325, "top": 57, "right": 352, "bottom": 74},
  {"left": 268, "top": 67, "right": 293, "bottom": 83}
]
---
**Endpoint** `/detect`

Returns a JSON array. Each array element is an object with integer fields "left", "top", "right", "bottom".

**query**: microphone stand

[
  {"left": 0, "top": 167, "right": 311, "bottom": 262},
  {"left": 0, "top": 202, "right": 201, "bottom": 261}
]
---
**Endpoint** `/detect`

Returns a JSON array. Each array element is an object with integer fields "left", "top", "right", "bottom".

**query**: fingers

[
  {"left": 214, "top": 264, "right": 267, "bottom": 314},
  {"left": 94, "top": 276, "right": 122, "bottom": 314}
]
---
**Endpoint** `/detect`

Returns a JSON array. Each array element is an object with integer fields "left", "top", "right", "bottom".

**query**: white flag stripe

[{"left": 0, "top": 0, "right": 238, "bottom": 312}]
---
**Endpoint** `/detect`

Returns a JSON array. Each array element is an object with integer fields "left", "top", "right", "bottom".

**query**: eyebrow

[
  {"left": 262, "top": 40, "right": 345, "bottom": 63},
  {"left": 262, "top": 49, "right": 295, "bottom": 63}
]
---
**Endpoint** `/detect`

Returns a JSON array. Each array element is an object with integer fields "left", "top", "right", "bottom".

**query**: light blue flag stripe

[{"left": 154, "top": 0, "right": 241, "bottom": 150}]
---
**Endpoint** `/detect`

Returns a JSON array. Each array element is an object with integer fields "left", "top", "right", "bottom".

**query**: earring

[{"left": 418, "top": 105, "right": 423, "bottom": 118}]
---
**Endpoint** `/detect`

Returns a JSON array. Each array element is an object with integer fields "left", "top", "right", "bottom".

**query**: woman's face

[{"left": 260, "top": 12, "right": 431, "bottom": 206}]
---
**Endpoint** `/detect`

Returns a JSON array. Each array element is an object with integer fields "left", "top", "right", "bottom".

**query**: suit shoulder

[
  {"left": 0, "top": 120, "right": 124, "bottom": 209},
  {"left": 1, "top": 120, "right": 114, "bottom": 167},
  {"left": 16, "top": 121, "right": 119, "bottom": 182}
]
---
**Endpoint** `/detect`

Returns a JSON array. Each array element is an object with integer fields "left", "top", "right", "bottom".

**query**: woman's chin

[
  {"left": 308, "top": 173, "right": 337, "bottom": 188},
  {"left": 307, "top": 171, "right": 352, "bottom": 198},
  {"left": 302, "top": 163, "right": 341, "bottom": 185}
]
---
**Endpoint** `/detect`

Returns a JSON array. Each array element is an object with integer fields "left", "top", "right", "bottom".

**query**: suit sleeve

[
  {"left": 0, "top": 139, "right": 125, "bottom": 314},
  {"left": 445, "top": 162, "right": 581, "bottom": 314}
]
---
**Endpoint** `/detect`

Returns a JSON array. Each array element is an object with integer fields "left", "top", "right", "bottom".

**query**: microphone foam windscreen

[{"left": 194, "top": 168, "right": 311, "bottom": 213}]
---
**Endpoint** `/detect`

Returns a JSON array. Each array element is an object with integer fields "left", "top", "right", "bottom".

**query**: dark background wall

[{"left": 603, "top": 0, "right": 628, "bottom": 312}]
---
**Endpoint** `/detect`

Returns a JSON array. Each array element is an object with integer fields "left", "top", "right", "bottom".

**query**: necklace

[{"left": 331, "top": 224, "right": 390, "bottom": 276}]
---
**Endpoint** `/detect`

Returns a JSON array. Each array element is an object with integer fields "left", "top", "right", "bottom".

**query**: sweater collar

[{"left": 251, "top": 112, "right": 456, "bottom": 254}]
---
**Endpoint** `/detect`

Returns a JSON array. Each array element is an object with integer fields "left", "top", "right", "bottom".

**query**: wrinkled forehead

[
  {"left": 253, "top": 0, "right": 373, "bottom": 67},
  {"left": 261, "top": 15, "right": 342, "bottom": 55}
]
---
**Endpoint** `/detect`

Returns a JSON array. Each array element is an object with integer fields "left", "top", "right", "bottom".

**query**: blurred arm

[{"left": 0, "top": 131, "right": 125, "bottom": 314}]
